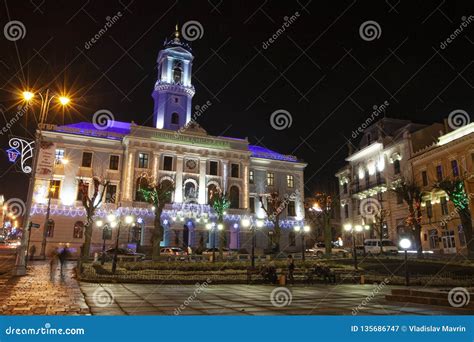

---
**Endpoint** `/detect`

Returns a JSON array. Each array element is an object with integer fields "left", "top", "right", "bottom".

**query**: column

[
  {"left": 152, "top": 152, "right": 160, "bottom": 180},
  {"left": 174, "top": 156, "right": 184, "bottom": 203},
  {"left": 222, "top": 160, "right": 229, "bottom": 191},
  {"left": 243, "top": 163, "right": 249, "bottom": 209},
  {"left": 122, "top": 149, "right": 135, "bottom": 202},
  {"left": 198, "top": 159, "right": 207, "bottom": 204}
]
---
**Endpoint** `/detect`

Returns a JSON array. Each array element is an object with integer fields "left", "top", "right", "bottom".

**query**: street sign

[{"left": 29, "top": 222, "right": 40, "bottom": 229}]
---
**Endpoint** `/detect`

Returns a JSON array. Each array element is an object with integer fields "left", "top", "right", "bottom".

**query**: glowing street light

[
  {"left": 22, "top": 91, "right": 34, "bottom": 101},
  {"left": 58, "top": 96, "right": 70, "bottom": 105},
  {"left": 399, "top": 238, "right": 412, "bottom": 286}
]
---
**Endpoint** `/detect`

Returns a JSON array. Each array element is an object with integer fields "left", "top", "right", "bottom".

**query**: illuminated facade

[
  {"left": 335, "top": 118, "right": 442, "bottom": 246},
  {"left": 27, "top": 30, "right": 306, "bottom": 256},
  {"left": 411, "top": 122, "right": 474, "bottom": 254}
]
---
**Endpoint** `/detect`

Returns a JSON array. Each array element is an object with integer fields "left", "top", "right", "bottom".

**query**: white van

[{"left": 363, "top": 239, "right": 398, "bottom": 255}]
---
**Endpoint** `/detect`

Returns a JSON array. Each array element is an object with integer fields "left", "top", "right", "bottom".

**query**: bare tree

[
  {"left": 259, "top": 192, "right": 289, "bottom": 253},
  {"left": 373, "top": 208, "right": 390, "bottom": 255},
  {"left": 391, "top": 179, "right": 423, "bottom": 257},
  {"left": 79, "top": 176, "right": 110, "bottom": 258},
  {"left": 306, "top": 193, "right": 335, "bottom": 256},
  {"left": 138, "top": 176, "right": 174, "bottom": 260}
]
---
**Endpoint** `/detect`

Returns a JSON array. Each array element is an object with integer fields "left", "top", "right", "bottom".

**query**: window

[
  {"left": 208, "top": 184, "right": 217, "bottom": 206},
  {"left": 55, "top": 149, "right": 65, "bottom": 163},
  {"left": 231, "top": 163, "right": 239, "bottom": 178},
  {"left": 365, "top": 170, "right": 370, "bottom": 188},
  {"left": 81, "top": 152, "right": 92, "bottom": 168},
  {"left": 267, "top": 172, "right": 274, "bottom": 186},
  {"left": 138, "top": 153, "right": 149, "bottom": 168},
  {"left": 73, "top": 221, "right": 84, "bottom": 239},
  {"left": 289, "top": 231, "right": 296, "bottom": 246},
  {"left": 287, "top": 201, "right": 296, "bottom": 217},
  {"left": 229, "top": 186, "right": 239, "bottom": 209},
  {"left": 396, "top": 191, "right": 403, "bottom": 204},
  {"left": 287, "top": 175, "right": 294, "bottom": 188},
  {"left": 77, "top": 182, "right": 89, "bottom": 201},
  {"left": 343, "top": 183, "right": 348, "bottom": 194},
  {"left": 209, "top": 161, "right": 218, "bottom": 175},
  {"left": 376, "top": 171, "right": 382, "bottom": 184},
  {"left": 163, "top": 156, "right": 173, "bottom": 171},
  {"left": 344, "top": 204, "right": 349, "bottom": 218},
  {"left": 106, "top": 184, "right": 117, "bottom": 203},
  {"left": 173, "top": 61, "right": 182, "bottom": 83},
  {"left": 355, "top": 177, "right": 360, "bottom": 193},
  {"left": 440, "top": 196, "right": 449, "bottom": 215},
  {"left": 249, "top": 197, "right": 255, "bottom": 214},
  {"left": 49, "top": 180, "right": 61, "bottom": 199},
  {"left": 249, "top": 170, "right": 254, "bottom": 184},
  {"left": 458, "top": 225, "right": 466, "bottom": 246},
  {"left": 393, "top": 160, "right": 401, "bottom": 174},
  {"left": 451, "top": 160, "right": 459, "bottom": 177},
  {"left": 436, "top": 165, "right": 443, "bottom": 182},
  {"left": 109, "top": 155, "right": 119, "bottom": 170},
  {"left": 171, "top": 112, "right": 179, "bottom": 125},
  {"left": 422, "top": 171, "right": 428, "bottom": 186},
  {"left": 429, "top": 229, "right": 438, "bottom": 249},
  {"left": 426, "top": 200, "right": 433, "bottom": 218}
]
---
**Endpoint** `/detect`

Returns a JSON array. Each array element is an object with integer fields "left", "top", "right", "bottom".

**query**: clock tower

[{"left": 152, "top": 26, "right": 195, "bottom": 130}]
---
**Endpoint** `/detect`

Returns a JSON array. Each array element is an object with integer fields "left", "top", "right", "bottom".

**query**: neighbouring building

[
  {"left": 410, "top": 122, "right": 474, "bottom": 254},
  {"left": 335, "top": 118, "right": 442, "bottom": 247},
  {"left": 26, "top": 28, "right": 307, "bottom": 257}
]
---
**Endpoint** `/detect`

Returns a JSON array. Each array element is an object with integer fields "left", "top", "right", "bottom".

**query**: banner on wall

[{"left": 35, "top": 141, "right": 56, "bottom": 179}]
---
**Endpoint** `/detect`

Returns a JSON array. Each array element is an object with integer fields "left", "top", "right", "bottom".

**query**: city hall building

[{"left": 27, "top": 30, "right": 307, "bottom": 257}]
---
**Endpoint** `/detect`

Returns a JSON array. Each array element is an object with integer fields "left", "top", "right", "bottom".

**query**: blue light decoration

[{"left": 6, "top": 148, "right": 20, "bottom": 163}]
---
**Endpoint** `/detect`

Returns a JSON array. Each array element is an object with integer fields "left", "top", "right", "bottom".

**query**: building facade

[
  {"left": 410, "top": 122, "right": 474, "bottom": 254},
  {"left": 335, "top": 118, "right": 442, "bottom": 247},
  {"left": 27, "top": 30, "right": 306, "bottom": 257}
]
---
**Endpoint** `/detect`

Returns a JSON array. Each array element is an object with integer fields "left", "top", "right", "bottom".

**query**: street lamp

[
  {"left": 206, "top": 223, "right": 217, "bottom": 262},
  {"left": 14, "top": 89, "right": 72, "bottom": 275},
  {"left": 399, "top": 238, "right": 412, "bottom": 286},
  {"left": 344, "top": 223, "right": 358, "bottom": 270},
  {"left": 107, "top": 214, "right": 134, "bottom": 274},
  {"left": 242, "top": 218, "right": 260, "bottom": 268}
]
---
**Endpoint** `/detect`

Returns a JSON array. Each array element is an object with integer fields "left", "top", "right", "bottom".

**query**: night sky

[{"left": 0, "top": 0, "right": 473, "bottom": 202}]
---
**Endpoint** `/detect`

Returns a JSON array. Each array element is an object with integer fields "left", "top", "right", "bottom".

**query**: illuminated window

[
  {"left": 55, "top": 149, "right": 65, "bottom": 163},
  {"left": 287, "top": 175, "right": 294, "bottom": 188},
  {"left": 287, "top": 201, "right": 296, "bottom": 216},
  {"left": 106, "top": 184, "right": 117, "bottom": 203},
  {"left": 49, "top": 180, "right": 61, "bottom": 199},
  {"left": 436, "top": 165, "right": 443, "bottom": 181},
  {"left": 138, "top": 153, "right": 149, "bottom": 168},
  {"left": 267, "top": 172, "right": 275, "bottom": 186}
]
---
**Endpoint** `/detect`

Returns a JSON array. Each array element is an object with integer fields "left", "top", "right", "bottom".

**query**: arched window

[
  {"left": 160, "top": 179, "right": 174, "bottom": 204},
  {"left": 184, "top": 179, "right": 197, "bottom": 202},
  {"left": 73, "top": 221, "right": 84, "bottom": 239},
  {"left": 229, "top": 186, "right": 239, "bottom": 209},
  {"left": 171, "top": 112, "right": 179, "bottom": 125},
  {"left": 207, "top": 184, "right": 217, "bottom": 206},
  {"left": 135, "top": 177, "right": 149, "bottom": 202},
  {"left": 173, "top": 61, "right": 182, "bottom": 83}
]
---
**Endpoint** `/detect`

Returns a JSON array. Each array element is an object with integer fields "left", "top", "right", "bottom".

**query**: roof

[{"left": 249, "top": 145, "right": 298, "bottom": 163}]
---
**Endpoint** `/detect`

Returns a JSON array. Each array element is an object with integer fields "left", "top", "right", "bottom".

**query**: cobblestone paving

[
  {"left": 80, "top": 283, "right": 474, "bottom": 316},
  {"left": 0, "top": 261, "right": 90, "bottom": 315}
]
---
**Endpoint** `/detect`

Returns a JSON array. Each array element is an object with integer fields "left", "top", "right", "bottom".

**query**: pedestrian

[
  {"left": 49, "top": 249, "right": 58, "bottom": 281},
  {"left": 287, "top": 254, "right": 295, "bottom": 285},
  {"left": 58, "top": 247, "right": 70, "bottom": 277}
]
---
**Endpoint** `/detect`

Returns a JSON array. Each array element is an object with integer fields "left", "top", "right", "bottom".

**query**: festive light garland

[{"left": 30, "top": 202, "right": 304, "bottom": 228}]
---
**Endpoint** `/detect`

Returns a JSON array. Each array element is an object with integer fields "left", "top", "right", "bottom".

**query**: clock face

[{"left": 186, "top": 159, "right": 197, "bottom": 170}]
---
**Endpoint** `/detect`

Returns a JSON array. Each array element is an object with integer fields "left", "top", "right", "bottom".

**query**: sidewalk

[{"left": 0, "top": 261, "right": 90, "bottom": 315}]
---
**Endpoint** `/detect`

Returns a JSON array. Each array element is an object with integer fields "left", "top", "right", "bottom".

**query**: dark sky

[{"left": 0, "top": 0, "right": 473, "bottom": 202}]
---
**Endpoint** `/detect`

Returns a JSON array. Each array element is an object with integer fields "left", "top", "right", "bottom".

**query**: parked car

[
  {"left": 307, "top": 242, "right": 349, "bottom": 258},
  {"left": 363, "top": 239, "right": 398, "bottom": 255},
  {"left": 100, "top": 248, "right": 145, "bottom": 261},
  {"left": 160, "top": 247, "right": 186, "bottom": 256},
  {"left": 202, "top": 248, "right": 234, "bottom": 257}
]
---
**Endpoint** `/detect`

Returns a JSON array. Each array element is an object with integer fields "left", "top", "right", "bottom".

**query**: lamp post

[
  {"left": 344, "top": 223, "right": 363, "bottom": 270},
  {"left": 242, "top": 218, "right": 263, "bottom": 268},
  {"left": 206, "top": 222, "right": 221, "bottom": 262},
  {"left": 14, "top": 90, "right": 71, "bottom": 275},
  {"left": 108, "top": 214, "right": 134, "bottom": 274},
  {"left": 399, "top": 238, "right": 411, "bottom": 286},
  {"left": 95, "top": 220, "right": 111, "bottom": 265}
]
